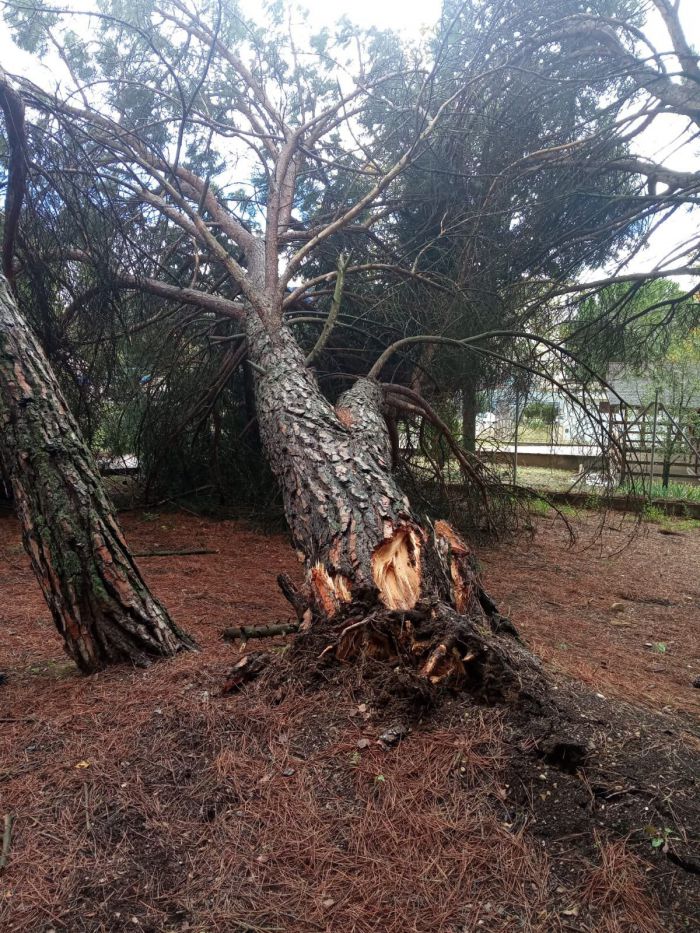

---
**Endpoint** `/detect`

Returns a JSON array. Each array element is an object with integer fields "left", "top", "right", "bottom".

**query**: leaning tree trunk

[
  {"left": 245, "top": 312, "right": 542, "bottom": 704},
  {"left": 0, "top": 276, "right": 195, "bottom": 672}
]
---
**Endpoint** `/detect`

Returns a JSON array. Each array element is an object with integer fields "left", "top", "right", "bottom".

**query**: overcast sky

[
  {"left": 2, "top": 0, "right": 699, "bottom": 278},
  {"left": 239, "top": 0, "right": 442, "bottom": 34},
  {"left": 235, "top": 0, "right": 700, "bottom": 277},
  {"left": 239, "top": 0, "right": 698, "bottom": 45}
]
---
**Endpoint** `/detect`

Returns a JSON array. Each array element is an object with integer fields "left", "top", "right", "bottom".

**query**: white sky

[
  {"left": 1, "top": 0, "right": 699, "bottom": 280},
  {"left": 626, "top": 1, "right": 700, "bottom": 276},
  {"left": 240, "top": 0, "right": 442, "bottom": 35}
]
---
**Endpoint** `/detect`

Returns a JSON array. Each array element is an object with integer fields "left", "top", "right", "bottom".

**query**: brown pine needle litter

[
  {"left": 1, "top": 511, "right": 698, "bottom": 931},
  {"left": 0, "top": 682, "right": 621, "bottom": 930}
]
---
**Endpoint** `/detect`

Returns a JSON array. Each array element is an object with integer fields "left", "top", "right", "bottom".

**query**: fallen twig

[
  {"left": 277, "top": 573, "right": 308, "bottom": 622},
  {"left": 83, "top": 783, "right": 91, "bottom": 834},
  {"left": 222, "top": 622, "right": 300, "bottom": 642},
  {"left": 0, "top": 813, "right": 15, "bottom": 871},
  {"left": 133, "top": 548, "right": 218, "bottom": 557},
  {"left": 119, "top": 483, "right": 215, "bottom": 512}
]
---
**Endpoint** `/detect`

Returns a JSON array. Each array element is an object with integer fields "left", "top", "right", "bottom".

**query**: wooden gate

[{"left": 609, "top": 400, "right": 700, "bottom": 486}]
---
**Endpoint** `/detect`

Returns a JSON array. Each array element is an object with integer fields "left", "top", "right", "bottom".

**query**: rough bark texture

[
  {"left": 247, "top": 312, "right": 411, "bottom": 604},
  {"left": 0, "top": 276, "right": 195, "bottom": 672},
  {"left": 245, "top": 310, "right": 544, "bottom": 705}
]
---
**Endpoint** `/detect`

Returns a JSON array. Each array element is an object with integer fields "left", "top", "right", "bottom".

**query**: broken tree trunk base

[
  {"left": 224, "top": 587, "right": 549, "bottom": 715},
  {"left": 324, "top": 598, "right": 544, "bottom": 705},
  {"left": 223, "top": 517, "right": 550, "bottom": 711},
  {"left": 240, "top": 317, "right": 552, "bottom": 708},
  {"left": 322, "top": 518, "right": 549, "bottom": 709}
]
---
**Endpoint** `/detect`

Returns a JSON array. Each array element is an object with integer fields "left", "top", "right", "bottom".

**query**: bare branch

[{"left": 0, "top": 68, "right": 27, "bottom": 286}]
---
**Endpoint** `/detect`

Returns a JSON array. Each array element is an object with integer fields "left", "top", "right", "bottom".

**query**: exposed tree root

[
  {"left": 224, "top": 520, "right": 550, "bottom": 711},
  {"left": 312, "top": 598, "right": 548, "bottom": 709},
  {"left": 224, "top": 594, "right": 548, "bottom": 712}
]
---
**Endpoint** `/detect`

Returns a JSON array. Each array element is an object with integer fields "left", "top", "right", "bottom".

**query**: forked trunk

[
  {"left": 0, "top": 276, "right": 195, "bottom": 672},
  {"left": 246, "top": 313, "right": 542, "bottom": 703}
]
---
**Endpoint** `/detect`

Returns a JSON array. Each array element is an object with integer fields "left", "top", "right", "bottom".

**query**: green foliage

[
  {"left": 358, "top": 0, "right": 652, "bottom": 448},
  {"left": 1, "top": 0, "right": 681, "bottom": 530},
  {"left": 642, "top": 503, "right": 665, "bottom": 523},
  {"left": 645, "top": 481, "right": 700, "bottom": 504},
  {"left": 131, "top": 329, "right": 280, "bottom": 515},
  {"left": 523, "top": 401, "right": 560, "bottom": 425},
  {"left": 645, "top": 825, "right": 674, "bottom": 851},
  {"left": 568, "top": 280, "right": 700, "bottom": 379},
  {"left": 526, "top": 498, "right": 551, "bottom": 517},
  {"left": 4, "top": 0, "right": 59, "bottom": 53}
]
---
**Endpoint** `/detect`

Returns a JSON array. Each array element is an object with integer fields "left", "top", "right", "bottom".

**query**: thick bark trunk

[
  {"left": 247, "top": 312, "right": 410, "bottom": 604},
  {"left": 245, "top": 311, "right": 542, "bottom": 703},
  {"left": 0, "top": 276, "right": 195, "bottom": 672}
]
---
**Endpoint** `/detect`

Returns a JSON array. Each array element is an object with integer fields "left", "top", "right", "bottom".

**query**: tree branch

[
  {"left": 305, "top": 252, "right": 349, "bottom": 365},
  {"left": 0, "top": 69, "right": 27, "bottom": 287}
]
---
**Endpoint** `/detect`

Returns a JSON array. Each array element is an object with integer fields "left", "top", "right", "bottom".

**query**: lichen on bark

[{"left": 0, "top": 275, "right": 195, "bottom": 672}]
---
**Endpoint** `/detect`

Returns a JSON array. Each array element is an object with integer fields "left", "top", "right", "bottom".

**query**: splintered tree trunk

[
  {"left": 0, "top": 276, "right": 195, "bottom": 672},
  {"left": 246, "top": 314, "right": 542, "bottom": 704}
]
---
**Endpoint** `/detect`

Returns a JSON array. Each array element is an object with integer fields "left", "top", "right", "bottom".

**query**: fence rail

[{"left": 609, "top": 398, "right": 700, "bottom": 485}]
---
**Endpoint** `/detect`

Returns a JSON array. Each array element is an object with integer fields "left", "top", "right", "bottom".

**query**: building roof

[{"left": 605, "top": 362, "right": 700, "bottom": 409}]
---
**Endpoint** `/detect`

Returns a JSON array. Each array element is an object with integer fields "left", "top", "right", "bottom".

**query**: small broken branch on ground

[
  {"left": 221, "top": 622, "right": 300, "bottom": 642},
  {"left": 132, "top": 548, "right": 219, "bottom": 557},
  {"left": 277, "top": 572, "right": 311, "bottom": 624},
  {"left": 0, "top": 813, "right": 15, "bottom": 872}
]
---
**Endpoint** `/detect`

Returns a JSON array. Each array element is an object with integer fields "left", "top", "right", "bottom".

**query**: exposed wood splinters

[
  {"left": 371, "top": 525, "right": 423, "bottom": 610},
  {"left": 435, "top": 520, "right": 474, "bottom": 612},
  {"left": 421, "top": 643, "right": 448, "bottom": 678},
  {"left": 310, "top": 563, "right": 353, "bottom": 617}
]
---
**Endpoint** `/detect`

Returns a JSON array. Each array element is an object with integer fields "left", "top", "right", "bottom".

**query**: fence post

[
  {"left": 620, "top": 405, "right": 627, "bottom": 485},
  {"left": 648, "top": 388, "right": 659, "bottom": 501},
  {"left": 513, "top": 389, "right": 520, "bottom": 486}
]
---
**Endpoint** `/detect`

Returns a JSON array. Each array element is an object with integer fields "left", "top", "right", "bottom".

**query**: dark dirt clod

[{"left": 378, "top": 723, "right": 409, "bottom": 747}]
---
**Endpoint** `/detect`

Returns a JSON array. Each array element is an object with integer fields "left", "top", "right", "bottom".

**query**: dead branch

[
  {"left": 305, "top": 252, "right": 349, "bottom": 365},
  {"left": 133, "top": 548, "right": 218, "bottom": 557},
  {"left": 0, "top": 813, "right": 15, "bottom": 872},
  {"left": 276, "top": 573, "right": 308, "bottom": 623},
  {"left": 221, "top": 622, "right": 300, "bottom": 642},
  {"left": 0, "top": 69, "right": 27, "bottom": 286}
]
